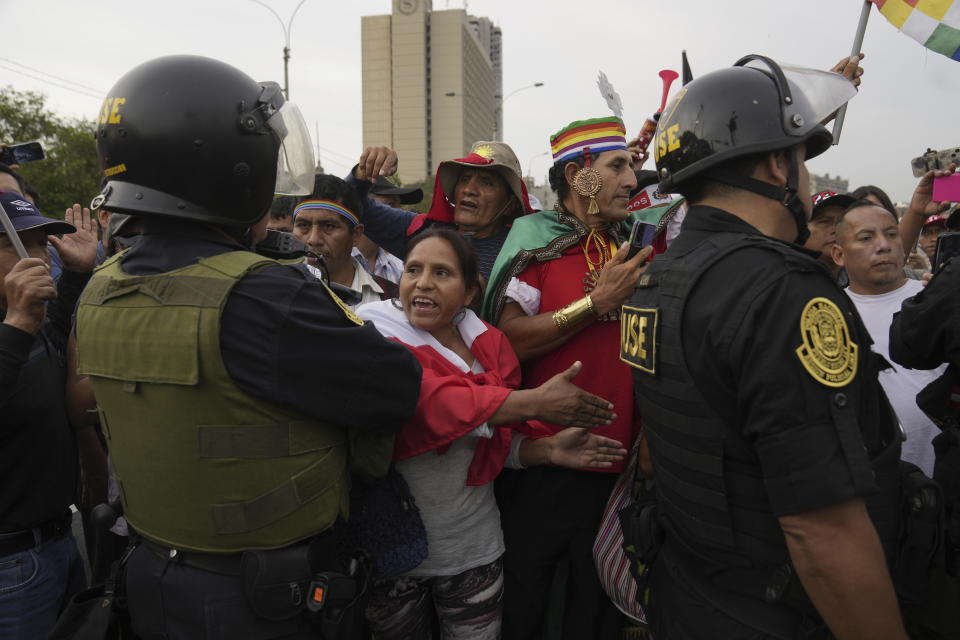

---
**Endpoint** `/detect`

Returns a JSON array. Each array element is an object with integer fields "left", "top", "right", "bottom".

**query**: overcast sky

[{"left": 2, "top": 0, "right": 956, "bottom": 203}]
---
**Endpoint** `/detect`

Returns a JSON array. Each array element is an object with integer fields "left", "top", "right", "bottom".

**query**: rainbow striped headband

[
  {"left": 293, "top": 199, "right": 360, "bottom": 226},
  {"left": 550, "top": 116, "right": 627, "bottom": 163}
]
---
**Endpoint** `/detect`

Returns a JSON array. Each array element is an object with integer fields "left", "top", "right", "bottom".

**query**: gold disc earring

[{"left": 571, "top": 148, "right": 602, "bottom": 215}]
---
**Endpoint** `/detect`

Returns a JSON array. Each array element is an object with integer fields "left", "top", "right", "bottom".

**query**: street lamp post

[
  {"left": 495, "top": 82, "right": 544, "bottom": 141},
  {"left": 250, "top": 0, "right": 307, "bottom": 100},
  {"left": 527, "top": 151, "right": 550, "bottom": 179}
]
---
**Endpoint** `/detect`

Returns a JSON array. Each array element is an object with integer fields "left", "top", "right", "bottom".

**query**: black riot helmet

[
  {"left": 654, "top": 55, "right": 857, "bottom": 243},
  {"left": 91, "top": 55, "right": 315, "bottom": 227}
]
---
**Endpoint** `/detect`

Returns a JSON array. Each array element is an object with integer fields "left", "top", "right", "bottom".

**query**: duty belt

[
  {"left": 0, "top": 511, "right": 73, "bottom": 557},
  {"left": 142, "top": 539, "right": 243, "bottom": 576}
]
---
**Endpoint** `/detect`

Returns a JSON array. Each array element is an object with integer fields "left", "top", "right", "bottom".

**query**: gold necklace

[{"left": 581, "top": 228, "right": 617, "bottom": 276}]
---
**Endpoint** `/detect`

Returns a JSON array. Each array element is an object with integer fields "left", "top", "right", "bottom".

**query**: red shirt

[{"left": 514, "top": 239, "right": 639, "bottom": 472}]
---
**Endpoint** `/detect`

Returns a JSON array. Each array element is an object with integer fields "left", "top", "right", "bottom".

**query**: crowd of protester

[{"left": 1, "top": 47, "right": 959, "bottom": 640}]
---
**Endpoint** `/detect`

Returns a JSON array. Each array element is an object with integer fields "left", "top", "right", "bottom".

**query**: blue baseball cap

[{"left": 0, "top": 190, "right": 76, "bottom": 234}]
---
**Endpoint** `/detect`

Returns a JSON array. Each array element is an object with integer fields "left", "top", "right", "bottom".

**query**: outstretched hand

[
  {"left": 534, "top": 361, "right": 615, "bottom": 428},
  {"left": 548, "top": 428, "right": 627, "bottom": 469},
  {"left": 49, "top": 204, "right": 98, "bottom": 272},
  {"left": 356, "top": 146, "right": 399, "bottom": 182}
]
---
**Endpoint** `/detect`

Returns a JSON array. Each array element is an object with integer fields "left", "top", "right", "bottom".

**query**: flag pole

[
  {"left": 0, "top": 202, "right": 29, "bottom": 260},
  {"left": 833, "top": 0, "right": 873, "bottom": 145}
]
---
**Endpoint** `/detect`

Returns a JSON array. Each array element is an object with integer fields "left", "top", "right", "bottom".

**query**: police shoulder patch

[
  {"left": 620, "top": 305, "right": 658, "bottom": 374},
  {"left": 794, "top": 297, "right": 858, "bottom": 387}
]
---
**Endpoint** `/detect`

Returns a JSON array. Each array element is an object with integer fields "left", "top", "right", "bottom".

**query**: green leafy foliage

[{"left": 0, "top": 86, "right": 100, "bottom": 218}]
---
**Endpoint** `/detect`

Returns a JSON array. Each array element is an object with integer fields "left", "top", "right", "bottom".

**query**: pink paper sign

[{"left": 933, "top": 174, "right": 960, "bottom": 202}]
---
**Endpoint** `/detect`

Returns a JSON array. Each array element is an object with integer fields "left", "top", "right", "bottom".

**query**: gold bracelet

[
  {"left": 552, "top": 295, "right": 598, "bottom": 330},
  {"left": 552, "top": 308, "right": 569, "bottom": 329}
]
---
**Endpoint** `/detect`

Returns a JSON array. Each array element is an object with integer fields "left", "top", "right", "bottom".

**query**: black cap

[
  {"left": 811, "top": 190, "right": 856, "bottom": 220},
  {"left": 0, "top": 191, "right": 75, "bottom": 235},
  {"left": 369, "top": 176, "right": 423, "bottom": 205}
]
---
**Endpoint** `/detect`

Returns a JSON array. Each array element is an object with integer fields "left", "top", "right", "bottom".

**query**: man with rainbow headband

[
  {"left": 482, "top": 116, "right": 681, "bottom": 638},
  {"left": 292, "top": 175, "right": 398, "bottom": 308}
]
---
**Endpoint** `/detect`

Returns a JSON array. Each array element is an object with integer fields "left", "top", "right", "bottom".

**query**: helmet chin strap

[{"left": 706, "top": 152, "right": 810, "bottom": 245}]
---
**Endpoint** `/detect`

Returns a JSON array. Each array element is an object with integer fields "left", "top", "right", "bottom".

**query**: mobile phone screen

[
  {"left": 2, "top": 141, "right": 45, "bottom": 165},
  {"left": 626, "top": 220, "right": 657, "bottom": 260}
]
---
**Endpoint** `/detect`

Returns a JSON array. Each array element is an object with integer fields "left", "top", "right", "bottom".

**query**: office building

[
  {"left": 809, "top": 172, "right": 850, "bottom": 195},
  {"left": 362, "top": 0, "right": 503, "bottom": 184}
]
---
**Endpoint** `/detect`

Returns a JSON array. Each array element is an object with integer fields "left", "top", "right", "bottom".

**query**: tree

[{"left": 0, "top": 86, "right": 100, "bottom": 218}]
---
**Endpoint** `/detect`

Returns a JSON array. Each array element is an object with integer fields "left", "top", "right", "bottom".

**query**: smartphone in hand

[
  {"left": 0, "top": 141, "right": 44, "bottom": 166},
  {"left": 626, "top": 219, "right": 657, "bottom": 261},
  {"left": 932, "top": 174, "right": 960, "bottom": 202}
]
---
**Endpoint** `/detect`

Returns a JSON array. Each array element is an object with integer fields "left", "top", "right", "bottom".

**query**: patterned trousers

[{"left": 365, "top": 556, "right": 503, "bottom": 640}]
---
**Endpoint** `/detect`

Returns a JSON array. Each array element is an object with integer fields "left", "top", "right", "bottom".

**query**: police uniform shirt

[
  {"left": 648, "top": 205, "right": 880, "bottom": 520},
  {"left": 890, "top": 257, "right": 959, "bottom": 371},
  {"left": 120, "top": 218, "right": 421, "bottom": 431}
]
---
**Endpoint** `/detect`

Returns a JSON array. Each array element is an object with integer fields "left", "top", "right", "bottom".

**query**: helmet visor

[
  {"left": 268, "top": 102, "right": 315, "bottom": 196},
  {"left": 743, "top": 60, "right": 858, "bottom": 123}
]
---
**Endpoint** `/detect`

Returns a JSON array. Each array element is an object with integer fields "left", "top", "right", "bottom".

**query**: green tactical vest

[{"left": 76, "top": 250, "right": 381, "bottom": 553}]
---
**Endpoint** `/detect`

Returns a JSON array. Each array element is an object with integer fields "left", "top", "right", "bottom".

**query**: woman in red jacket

[{"left": 357, "top": 227, "right": 626, "bottom": 639}]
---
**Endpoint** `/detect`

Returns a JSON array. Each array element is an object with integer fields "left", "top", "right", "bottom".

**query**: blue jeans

[{"left": 0, "top": 533, "right": 86, "bottom": 640}]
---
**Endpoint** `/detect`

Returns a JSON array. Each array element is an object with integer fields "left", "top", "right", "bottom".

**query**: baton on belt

[{"left": 0, "top": 200, "right": 29, "bottom": 260}]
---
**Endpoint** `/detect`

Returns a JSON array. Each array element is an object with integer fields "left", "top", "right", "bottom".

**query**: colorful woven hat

[{"left": 550, "top": 116, "right": 627, "bottom": 163}]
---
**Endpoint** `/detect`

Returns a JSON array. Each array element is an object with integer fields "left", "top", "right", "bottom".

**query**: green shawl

[{"left": 481, "top": 200, "right": 685, "bottom": 323}]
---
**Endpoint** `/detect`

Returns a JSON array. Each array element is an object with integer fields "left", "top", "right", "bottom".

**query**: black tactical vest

[{"left": 625, "top": 230, "right": 902, "bottom": 605}]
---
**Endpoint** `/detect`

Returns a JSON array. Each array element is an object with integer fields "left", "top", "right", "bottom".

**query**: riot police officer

[
  {"left": 75, "top": 56, "right": 421, "bottom": 639},
  {"left": 622, "top": 56, "right": 907, "bottom": 639},
  {"left": 890, "top": 260, "right": 960, "bottom": 636}
]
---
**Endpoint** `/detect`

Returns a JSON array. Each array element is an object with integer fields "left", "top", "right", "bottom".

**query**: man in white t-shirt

[{"left": 832, "top": 200, "right": 946, "bottom": 476}]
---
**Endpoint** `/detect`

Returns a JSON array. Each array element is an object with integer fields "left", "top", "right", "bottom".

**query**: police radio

[{"left": 254, "top": 229, "right": 309, "bottom": 259}]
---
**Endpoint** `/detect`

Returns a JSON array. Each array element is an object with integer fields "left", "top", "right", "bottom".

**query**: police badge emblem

[{"left": 795, "top": 297, "right": 857, "bottom": 387}]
